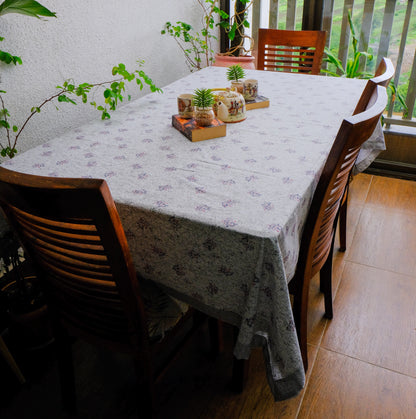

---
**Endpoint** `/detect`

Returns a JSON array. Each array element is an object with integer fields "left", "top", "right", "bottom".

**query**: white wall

[{"left": 0, "top": 0, "right": 216, "bottom": 159}]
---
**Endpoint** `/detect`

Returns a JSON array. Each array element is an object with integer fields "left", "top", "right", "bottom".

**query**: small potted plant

[
  {"left": 227, "top": 64, "right": 246, "bottom": 94},
  {"left": 192, "top": 88, "right": 215, "bottom": 126}
]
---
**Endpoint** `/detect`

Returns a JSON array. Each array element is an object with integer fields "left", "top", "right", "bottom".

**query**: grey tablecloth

[{"left": 2, "top": 67, "right": 385, "bottom": 400}]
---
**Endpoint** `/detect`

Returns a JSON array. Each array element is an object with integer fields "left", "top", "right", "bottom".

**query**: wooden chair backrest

[
  {"left": 353, "top": 57, "right": 394, "bottom": 115},
  {"left": 257, "top": 28, "right": 326, "bottom": 75},
  {"left": 0, "top": 168, "right": 148, "bottom": 353},
  {"left": 296, "top": 85, "right": 387, "bottom": 283}
]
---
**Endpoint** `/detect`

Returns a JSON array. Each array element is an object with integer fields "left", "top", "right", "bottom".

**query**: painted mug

[
  {"left": 243, "top": 79, "right": 258, "bottom": 101},
  {"left": 177, "top": 94, "right": 194, "bottom": 119}
]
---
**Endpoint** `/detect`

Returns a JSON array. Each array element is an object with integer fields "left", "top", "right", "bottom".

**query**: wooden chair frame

[
  {"left": 233, "top": 85, "right": 388, "bottom": 388},
  {"left": 0, "top": 168, "right": 206, "bottom": 418},
  {"left": 338, "top": 57, "right": 395, "bottom": 251},
  {"left": 257, "top": 28, "right": 326, "bottom": 75}
]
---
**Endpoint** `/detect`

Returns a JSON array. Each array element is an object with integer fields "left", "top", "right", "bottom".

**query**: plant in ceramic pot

[
  {"left": 161, "top": 0, "right": 255, "bottom": 71},
  {"left": 226, "top": 64, "right": 246, "bottom": 93},
  {"left": 193, "top": 88, "right": 215, "bottom": 126}
]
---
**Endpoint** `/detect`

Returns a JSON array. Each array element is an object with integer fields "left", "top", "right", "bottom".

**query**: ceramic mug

[
  {"left": 243, "top": 79, "right": 258, "bottom": 101},
  {"left": 177, "top": 94, "right": 194, "bottom": 119}
]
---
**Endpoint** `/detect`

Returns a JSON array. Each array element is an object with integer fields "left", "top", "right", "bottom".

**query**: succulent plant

[
  {"left": 192, "top": 88, "right": 215, "bottom": 108},
  {"left": 226, "top": 64, "right": 246, "bottom": 82}
]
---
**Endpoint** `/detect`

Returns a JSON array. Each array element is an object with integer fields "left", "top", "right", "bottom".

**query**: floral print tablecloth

[{"left": 2, "top": 67, "right": 384, "bottom": 400}]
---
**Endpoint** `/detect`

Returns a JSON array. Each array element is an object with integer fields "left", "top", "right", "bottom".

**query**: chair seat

[{"left": 139, "top": 277, "right": 189, "bottom": 342}]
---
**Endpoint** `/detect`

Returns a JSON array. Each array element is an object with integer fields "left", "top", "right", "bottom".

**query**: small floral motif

[
  {"left": 268, "top": 224, "right": 282, "bottom": 233},
  {"left": 87, "top": 161, "right": 97, "bottom": 167},
  {"left": 165, "top": 167, "right": 177, "bottom": 172},
  {"left": 114, "top": 155, "right": 126, "bottom": 160},
  {"left": 207, "top": 282, "right": 219, "bottom": 295},
  {"left": 32, "top": 163, "right": 45, "bottom": 168},
  {"left": 187, "top": 175, "right": 197, "bottom": 183},
  {"left": 166, "top": 154, "right": 176, "bottom": 159},
  {"left": 84, "top": 153, "right": 94, "bottom": 158},
  {"left": 136, "top": 152, "right": 146, "bottom": 158},
  {"left": 262, "top": 287, "right": 273, "bottom": 298},
  {"left": 132, "top": 189, "right": 147, "bottom": 195},
  {"left": 104, "top": 171, "right": 116, "bottom": 177},
  {"left": 222, "top": 179, "right": 236, "bottom": 185},
  {"left": 282, "top": 177, "right": 294, "bottom": 184},
  {"left": 262, "top": 202, "right": 274, "bottom": 211},
  {"left": 223, "top": 218, "right": 237, "bottom": 228},
  {"left": 244, "top": 159, "right": 256, "bottom": 164},
  {"left": 249, "top": 190, "right": 261, "bottom": 197},
  {"left": 158, "top": 185, "right": 172, "bottom": 191},
  {"left": 219, "top": 266, "right": 234, "bottom": 276},
  {"left": 289, "top": 194, "right": 302, "bottom": 201},
  {"left": 132, "top": 164, "right": 142, "bottom": 169},
  {"left": 172, "top": 264, "right": 185, "bottom": 276},
  {"left": 56, "top": 160, "right": 68, "bottom": 166},
  {"left": 155, "top": 201, "right": 168, "bottom": 208},
  {"left": 221, "top": 200, "right": 234, "bottom": 208},
  {"left": 143, "top": 138, "right": 153, "bottom": 143},
  {"left": 195, "top": 187, "right": 206, "bottom": 194},
  {"left": 151, "top": 246, "right": 166, "bottom": 257},
  {"left": 190, "top": 147, "right": 201, "bottom": 152},
  {"left": 245, "top": 175, "right": 258, "bottom": 182},
  {"left": 137, "top": 173, "right": 148, "bottom": 180},
  {"left": 195, "top": 205, "right": 210, "bottom": 212},
  {"left": 269, "top": 168, "right": 281, "bottom": 173},
  {"left": 187, "top": 163, "right": 197, "bottom": 169},
  {"left": 203, "top": 238, "right": 217, "bottom": 251},
  {"left": 188, "top": 249, "right": 201, "bottom": 260},
  {"left": 211, "top": 155, "right": 221, "bottom": 161}
]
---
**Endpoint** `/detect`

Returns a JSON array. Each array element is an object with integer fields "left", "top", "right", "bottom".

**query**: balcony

[{"left": 221, "top": 0, "right": 416, "bottom": 178}]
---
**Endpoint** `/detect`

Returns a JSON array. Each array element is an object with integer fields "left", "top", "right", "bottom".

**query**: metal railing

[{"left": 236, "top": 0, "right": 416, "bottom": 131}]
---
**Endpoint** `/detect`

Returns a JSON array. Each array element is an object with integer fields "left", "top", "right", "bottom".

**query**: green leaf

[
  {"left": 0, "top": 119, "right": 10, "bottom": 129},
  {"left": 0, "top": 0, "right": 56, "bottom": 18},
  {"left": 0, "top": 50, "right": 22, "bottom": 65},
  {"left": 12, "top": 125, "right": 18, "bottom": 132}
]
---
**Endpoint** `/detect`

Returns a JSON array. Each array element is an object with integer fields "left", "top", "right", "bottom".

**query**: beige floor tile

[
  {"left": 365, "top": 175, "right": 416, "bottom": 213},
  {"left": 348, "top": 173, "right": 373, "bottom": 205},
  {"left": 347, "top": 206, "right": 416, "bottom": 276},
  {"left": 298, "top": 348, "right": 416, "bottom": 418},
  {"left": 321, "top": 262, "right": 416, "bottom": 377}
]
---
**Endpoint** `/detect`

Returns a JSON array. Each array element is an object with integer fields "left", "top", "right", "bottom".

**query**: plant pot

[
  {"left": 1, "top": 278, "right": 53, "bottom": 350},
  {"left": 195, "top": 107, "right": 215, "bottom": 127},
  {"left": 213, "top": 53, "right": 256, "bottom": 70}
]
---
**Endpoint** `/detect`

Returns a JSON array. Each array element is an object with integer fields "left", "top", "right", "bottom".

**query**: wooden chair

[
  {"left": 257, "top": 28, "right": 326, "bottom": 75},
  {"left": 338, "top": 57, "right": 395, "bottom": 251},
  {"left": 0, "top": 168, "right": 209, "bottom": 418},
  {"left": 233, "top": 85, "right": 388, "bottom": 388}
]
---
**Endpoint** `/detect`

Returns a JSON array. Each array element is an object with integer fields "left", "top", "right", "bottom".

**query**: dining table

[{"left": 1, "top": 66, "right": 385, "bottom": 401}]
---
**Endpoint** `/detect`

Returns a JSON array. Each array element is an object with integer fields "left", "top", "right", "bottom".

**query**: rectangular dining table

[{"left": 1, "top": 66, "right": 385, "bottom": 400}]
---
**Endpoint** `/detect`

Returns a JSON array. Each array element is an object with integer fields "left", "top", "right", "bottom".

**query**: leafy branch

[
  {"left": 0, "top": 61, "right": 162, "bottom": 158},
  {"left": 0, "top": 0, "right": 56, "bottom": 66},
  {"left": 161, "top": 0, "right": 219, "bottom": 72}
]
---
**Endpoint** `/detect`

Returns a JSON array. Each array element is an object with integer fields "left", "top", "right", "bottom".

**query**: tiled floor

[{"left": 1, "top": 173, "right": 416, "bottom": 418}]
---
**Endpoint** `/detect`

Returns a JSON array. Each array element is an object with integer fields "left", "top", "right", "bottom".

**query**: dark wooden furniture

[
  {"left": 0, "top": 168, "right": 208, "bottom": 418},
  {"left": 233, "top": 85, "right": 388, "bottom": 387},
  {"left": 338, "top": 57, "right": 395, "bottom": 251},
  {"left": 257, "top": 28, "right": 326, "bottom": 75}
]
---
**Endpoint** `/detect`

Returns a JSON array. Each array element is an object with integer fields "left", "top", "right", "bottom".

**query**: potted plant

[
  {"left": 226, "top": 64, "right": 246, "bottom": 93},
  {"left": 214, "top": 0, "right": 255, "bottom": 68},
  {"left": 192, "top": 88, "right": 215, "bottom": 126},
  {"left": 161, "top": 0, "right": 255, "bottom": 71}
]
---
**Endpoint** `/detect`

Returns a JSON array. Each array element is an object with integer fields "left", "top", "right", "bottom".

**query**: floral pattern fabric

[{"left": 2, "top": 67, "right": 384, "bottom": 400}]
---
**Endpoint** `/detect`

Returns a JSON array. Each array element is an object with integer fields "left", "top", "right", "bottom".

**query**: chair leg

[
  {"left": 231, "top": 326, "right": 249, "bottom": 393},
  {"left": 208, "top": 318, "right": 223, "bottom": 357},
  {"left": 0, "top": 335, "right": 25, "bottom": 384},
  {"left": 339, "top": 186, "right": 349, "bottom": 252},
  {"left": 320, "top": 240, "right": 334, "bottom": 320},
  {"left": 55, "top": 327, "right": 77, "bottom": 415},
  {"left": 134, "top": 358, "right": 155, "bottom": 419},
  {"left": 292, "top": 290, "right": 308, "bottom": 372}
]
